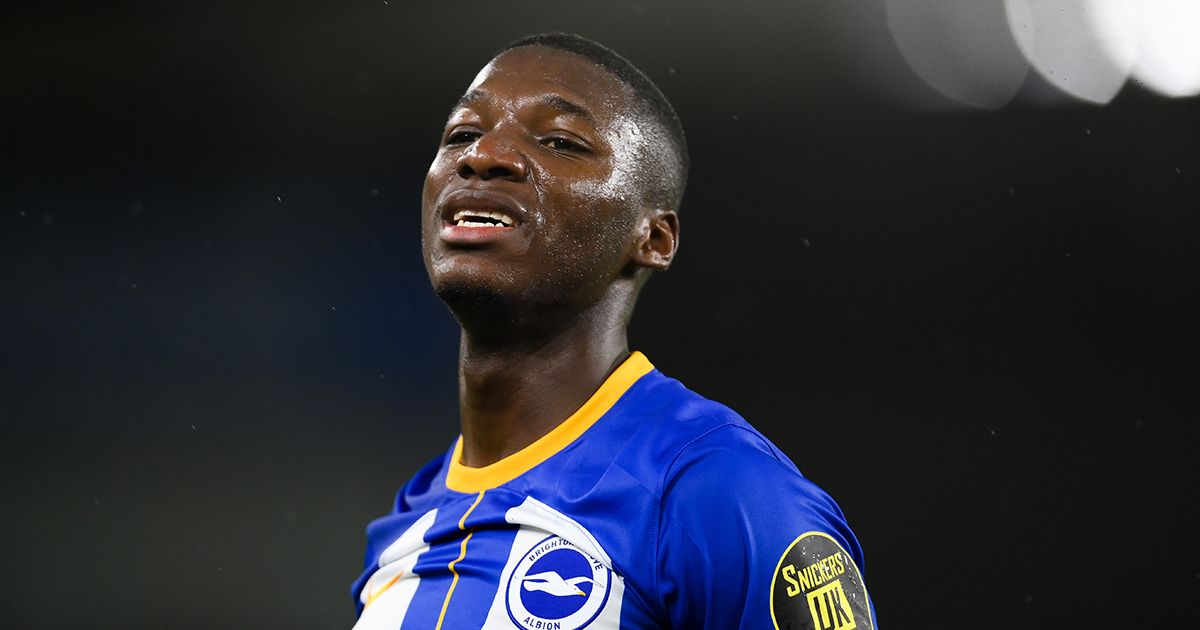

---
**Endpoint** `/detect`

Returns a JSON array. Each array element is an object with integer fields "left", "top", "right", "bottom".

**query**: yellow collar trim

[{"left": 445, "top": 351, "right": 654, "bottom": 493}]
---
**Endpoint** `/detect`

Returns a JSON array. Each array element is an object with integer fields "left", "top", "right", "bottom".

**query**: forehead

[{"left": 458, "top": 46, "right": 635, "bottom": 120}]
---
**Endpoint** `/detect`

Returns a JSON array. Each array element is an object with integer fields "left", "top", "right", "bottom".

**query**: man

[{"left": 352, "top": 33, "right": 876, "bottom": 630}]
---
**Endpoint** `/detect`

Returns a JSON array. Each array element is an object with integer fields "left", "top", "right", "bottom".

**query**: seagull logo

[
  {"left": 505, "top": 534, "right": 616, "bottom": 627},
  {"left": 521, "top": 571, "right": 604, "bottom": 597}
]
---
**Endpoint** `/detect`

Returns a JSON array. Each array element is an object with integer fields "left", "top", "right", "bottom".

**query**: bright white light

[
  {"left": 1132, "top": 1, "right": 1200, "bottom": 97},
  {"left": 886, "top": 1, "right": 1029, "bottom": 109},
  {"left": 1005, "top": 0, "right": 1139, "bottom": 104}
]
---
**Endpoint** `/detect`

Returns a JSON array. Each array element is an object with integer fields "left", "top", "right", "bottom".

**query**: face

[{"left": 421, "top": 46, "right": 653, "bottom": 313}]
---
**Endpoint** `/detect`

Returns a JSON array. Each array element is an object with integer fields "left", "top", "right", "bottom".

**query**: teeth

[{"left": 452, "top": 209, "right": 514, "bottom": 227}]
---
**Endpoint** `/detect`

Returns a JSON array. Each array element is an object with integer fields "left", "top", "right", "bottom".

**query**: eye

[
  {"left": 542, "top": 136, "right": 588, "bottom": 153},
  {"left": 444, "top": 129, "right": 481, "bottom": 146}
]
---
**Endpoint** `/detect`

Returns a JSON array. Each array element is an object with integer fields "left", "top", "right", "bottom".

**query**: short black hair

[{"left": 499, "top": 33, "right": 689, "bottom": 211}]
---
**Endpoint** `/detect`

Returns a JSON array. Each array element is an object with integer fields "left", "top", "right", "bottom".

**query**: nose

[{"left": 455, "top": 130, "right": 528, "bottom": 182}]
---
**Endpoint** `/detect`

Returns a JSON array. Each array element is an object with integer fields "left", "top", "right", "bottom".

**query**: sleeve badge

[{"left": 770, "top": 531, "right": 874, "bottom": 630}]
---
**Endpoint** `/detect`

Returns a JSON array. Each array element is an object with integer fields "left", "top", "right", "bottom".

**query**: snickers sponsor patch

[{"left": 771, "top": 531, "right": 873, "bottom": 630}]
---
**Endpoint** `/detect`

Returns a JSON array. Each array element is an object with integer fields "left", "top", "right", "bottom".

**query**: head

[{"left": 421, "top": 33, "right": 688, "bottom": 336}]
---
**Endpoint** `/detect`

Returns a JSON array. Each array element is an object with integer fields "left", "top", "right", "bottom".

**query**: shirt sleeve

[{"left": 656, "top": 423, "right": 877, "bottom": 629}]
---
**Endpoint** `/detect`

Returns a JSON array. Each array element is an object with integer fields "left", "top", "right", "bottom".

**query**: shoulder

[
  {"left": 392, "top": 447, "right": 454, "bottom": 513},
  {"left": 638, "top": 374, "right": 843, "bottom": 538},
  {"left": 657, "top": 420, "right": 859, "bottom": 564},
  {"left": 614, "top": 368, "right": 860, "bottom": 556},
  {"left": 631, "top": 371, "right": 875, "bottom": 628},
  {"left": 614, "top": 368, "right": 775, "bottom": 458},
  {"left": 610, "top": 368, "right": 799, "bottom": 492}
]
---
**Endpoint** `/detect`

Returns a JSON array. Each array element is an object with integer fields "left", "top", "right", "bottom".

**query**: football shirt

[{"left": 352, "top": 352, "right": 875, "bottom": 629}]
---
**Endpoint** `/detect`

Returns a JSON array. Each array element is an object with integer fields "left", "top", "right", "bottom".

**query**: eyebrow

[
  {"left": 453, "top": 88, "right": 486, "bottom": 112},
  {"left": 452, "top": 89, "right": 596, "bottom": 124},
  {"left": 536, "top": 95, "right": 595, "bottom": 122}
]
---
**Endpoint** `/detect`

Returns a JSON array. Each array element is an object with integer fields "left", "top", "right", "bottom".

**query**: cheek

[
  {"left": 422, "top": 156, "right": 456, "bottom": 221},
  {"left": 597, "top": 115, "right": 649, "bottom": 203},
  {"left": 566, "top": 177, "right": 633, "bottom": 214},
  {"left": 547, "top": 183, "right": 638, "bottom": 274},
  {"left": 573, "top": 172, "right": 640, "bottom": 239},
  {"left": 554, "top": 174, "right": 630, "bottom": 241},
  {"left": 423, "top": 155, "right": 451, "bottom": 198}
]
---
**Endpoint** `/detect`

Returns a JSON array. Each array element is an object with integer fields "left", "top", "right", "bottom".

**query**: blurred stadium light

[
  {"left": 885, "top": 1, "right": 1029, "bottom": 109},
  {"left": 1131, "top": 0, "right": 1200, "bottom": 97},
  {"left": 1006, "top": 0, "right": 1138, "bottom": 104},
  {"left": 881, "top": 0, "right": 1199, "bottom": 107}
]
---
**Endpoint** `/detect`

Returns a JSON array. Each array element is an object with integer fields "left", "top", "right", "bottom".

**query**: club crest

[{"left": 506, "top": 535, "right": 612, "bottom": 629}]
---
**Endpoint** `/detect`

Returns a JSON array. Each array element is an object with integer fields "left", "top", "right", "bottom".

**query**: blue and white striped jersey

[{"left": 351, "top": 352, "right": 875, "bottom": 629}]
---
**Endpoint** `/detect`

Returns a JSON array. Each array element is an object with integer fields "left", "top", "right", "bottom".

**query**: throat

[
  {"left": 456, "top": 336, "right": 630, "bottom": 469},
  {"left": 456, "top": 361, "right": 574, "bottom": 468}
]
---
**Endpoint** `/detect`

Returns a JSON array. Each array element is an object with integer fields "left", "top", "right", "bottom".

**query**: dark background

[{"left": 3, "top": 1, "right": 1197, "bottom": 628}]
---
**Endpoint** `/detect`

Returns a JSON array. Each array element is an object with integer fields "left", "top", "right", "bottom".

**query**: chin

[{"left": 429, "top": 266, "right": 521, "bottom": 314}]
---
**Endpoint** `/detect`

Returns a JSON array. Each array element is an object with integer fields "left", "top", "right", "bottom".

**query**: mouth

[
  {"left": 437, "top": 188, "right": 525, "bottom": 245},
  {"left": 450, "top": 209, "right": 516, "bottom": 228}
]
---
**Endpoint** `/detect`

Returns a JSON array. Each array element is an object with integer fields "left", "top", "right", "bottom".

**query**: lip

[{"left": 437, "top": 188, "right": 526, "bottom": 245}]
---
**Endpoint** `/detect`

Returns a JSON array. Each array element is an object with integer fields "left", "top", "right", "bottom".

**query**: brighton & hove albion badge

[{"left": 505, "top": 534, "right": 612, "bottom": 630}]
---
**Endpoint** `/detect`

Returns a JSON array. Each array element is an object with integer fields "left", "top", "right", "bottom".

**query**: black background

[{"left": 3, "top": 2, "right": 1197, "bottom": 628}]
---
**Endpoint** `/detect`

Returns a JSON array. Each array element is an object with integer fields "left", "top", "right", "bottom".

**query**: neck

[{"left": 454, "top": 297, "right": 632, "bottom": 468}]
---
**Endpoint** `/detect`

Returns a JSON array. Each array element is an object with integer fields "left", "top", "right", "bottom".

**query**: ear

[{"left": 630, "top": 208, "right": 680, "bottom": 271}]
